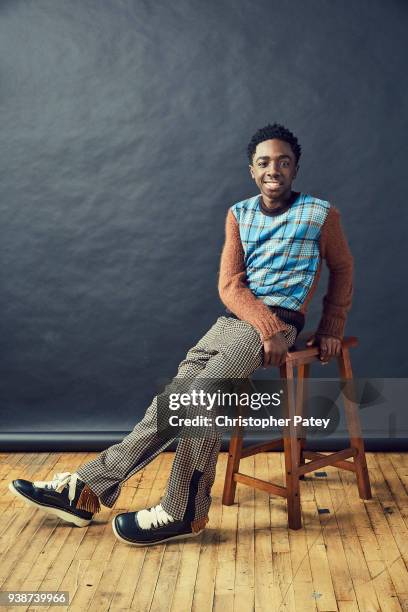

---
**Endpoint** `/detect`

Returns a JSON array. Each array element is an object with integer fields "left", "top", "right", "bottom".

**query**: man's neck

[{"left": 261, "top": 190, "right": 295, "bottom": 211}]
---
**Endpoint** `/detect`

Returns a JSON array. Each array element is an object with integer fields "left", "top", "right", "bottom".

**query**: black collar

[{"left": 259, "top": 191, "right": 300, "bottom": 217}]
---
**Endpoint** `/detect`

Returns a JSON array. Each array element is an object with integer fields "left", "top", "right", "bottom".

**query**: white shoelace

[
  {"left": 137, "top": 504, "right": 175, "bottom": 530},
  {"left": 33, "top": 472, "right": 79, "bottom": 505}
]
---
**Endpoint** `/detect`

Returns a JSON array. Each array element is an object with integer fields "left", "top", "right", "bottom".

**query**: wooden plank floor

[{"left": 1, "top": 452, "right": 408, "bottom": 611}]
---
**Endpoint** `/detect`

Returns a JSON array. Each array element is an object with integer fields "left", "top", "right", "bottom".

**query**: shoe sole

[
  {"left": 8, "top": 482, "right": 92, "bottom": 528},
  {"left": 111, "top": 517, "right": 204, "bottom": 546}
]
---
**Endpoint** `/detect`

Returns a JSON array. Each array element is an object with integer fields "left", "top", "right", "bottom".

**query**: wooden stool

[{"left": 222, "top": 334, "right": 372, "bottom": 530}]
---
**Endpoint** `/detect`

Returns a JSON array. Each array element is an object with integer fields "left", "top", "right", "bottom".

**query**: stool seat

[{"left": 222, "top": 334, "right": 371, "bottom": 530}]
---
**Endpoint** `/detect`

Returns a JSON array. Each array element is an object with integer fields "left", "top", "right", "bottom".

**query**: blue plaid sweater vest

[{"left": 231, "top": 193, "right": 331, "bottom": 311}]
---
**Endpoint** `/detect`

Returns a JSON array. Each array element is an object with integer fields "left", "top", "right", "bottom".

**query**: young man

[{"left": 9, "top": 123, "right": 353, "bottom": 545}]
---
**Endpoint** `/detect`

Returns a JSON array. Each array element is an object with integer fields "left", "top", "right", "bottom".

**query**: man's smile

[{"left": 264, "top": 180, "right": 282, "bottom": 186}]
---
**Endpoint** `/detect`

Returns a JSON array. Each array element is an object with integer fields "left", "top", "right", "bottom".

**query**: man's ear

[
  {"left": 249, "top": 164, "right": 255, "bottom": 180},
  {"left": 293, "top": 164, "right": 299, "bottom": 179}
]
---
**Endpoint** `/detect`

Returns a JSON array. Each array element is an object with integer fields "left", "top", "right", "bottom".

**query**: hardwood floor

[{"left": 0, "top": 452, "right": 407, "bottom": 611}]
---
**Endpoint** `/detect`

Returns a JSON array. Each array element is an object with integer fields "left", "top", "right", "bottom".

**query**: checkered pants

[{"left": 76, "top": 316, "right": 297, "bottom": 521}]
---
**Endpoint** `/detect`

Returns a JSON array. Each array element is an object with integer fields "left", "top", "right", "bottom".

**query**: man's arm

[
  {"left": 307, "top": 205, "right": 354, "bottom": 362},
  {"left": 316, "top": 205, "right": 354, "bottom": 340},
  {"left": 218, "top": 208, "right": 288, "bottom": 343}
]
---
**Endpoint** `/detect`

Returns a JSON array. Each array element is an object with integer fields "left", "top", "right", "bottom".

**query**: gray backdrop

[{"left": 1, "top": 0, "right": 407, "bottom": 450}]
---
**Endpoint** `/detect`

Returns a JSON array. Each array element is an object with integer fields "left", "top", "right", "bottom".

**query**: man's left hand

[{"left": 306, "top": 334, "right": 342, "bottom": 364}]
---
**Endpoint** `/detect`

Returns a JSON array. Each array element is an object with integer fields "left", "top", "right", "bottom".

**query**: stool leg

[
  {"left": 296, "top": 363, "right": 310, "bottom": 479},
  {"left": 281, "top": 360, "right": 302, "bottom": 529},
  {"left": 222, "top": 425, "right": 243, "bottom": 506},
  {"left": 337, "top": 347, "right": 372, "bottom": 500}
]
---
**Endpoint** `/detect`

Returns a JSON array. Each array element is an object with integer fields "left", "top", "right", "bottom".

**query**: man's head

[{"left": 247, "top": 123, "right": 301, "bottom": 202}]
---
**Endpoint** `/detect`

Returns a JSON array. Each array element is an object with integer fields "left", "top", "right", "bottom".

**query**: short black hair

[{"left": 247, "top": 123, "right": 302, "bottom": 164}]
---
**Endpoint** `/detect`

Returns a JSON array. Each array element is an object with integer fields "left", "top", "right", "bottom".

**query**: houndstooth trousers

[{"left": 76, "top": 316, "right": 297, "bottom": 521}]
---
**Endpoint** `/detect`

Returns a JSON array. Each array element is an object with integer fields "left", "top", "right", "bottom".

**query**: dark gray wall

[{"left": 1, "top": 0, "right": 407, "bottom": 449}]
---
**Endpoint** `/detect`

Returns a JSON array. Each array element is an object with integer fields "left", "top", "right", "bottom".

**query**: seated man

[{"left": 9, "top": 123, "right": 353, "bottom": 546}]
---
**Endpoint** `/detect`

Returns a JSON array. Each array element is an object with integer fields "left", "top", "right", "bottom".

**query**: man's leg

[{"left": 160, "top": 317, "right": 298, "bottom": 522}]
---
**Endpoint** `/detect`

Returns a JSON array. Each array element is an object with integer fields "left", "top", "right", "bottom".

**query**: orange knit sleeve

[
  {"left": 218, "top": 208, "right": 288, "bottom": 342},
  {"left": 316, "top": 206, "right": 354, "bottom": 339}
]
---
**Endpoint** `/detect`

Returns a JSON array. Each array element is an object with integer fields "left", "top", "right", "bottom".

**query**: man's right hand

[{"left": 262, "top": 332, "right": 288, "bottom": 367}]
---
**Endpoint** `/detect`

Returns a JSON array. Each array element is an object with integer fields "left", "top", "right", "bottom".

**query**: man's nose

[{"left": 267, "top": 162, "right": 281, "bottom": 176}]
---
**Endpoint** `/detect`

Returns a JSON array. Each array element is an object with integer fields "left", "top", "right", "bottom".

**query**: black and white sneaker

[
  {"left": 112, "top": 503, "right": 208, "bottom": 546},
  {"left": 9, "top": 472, "right": 100, "bottom": 527}
]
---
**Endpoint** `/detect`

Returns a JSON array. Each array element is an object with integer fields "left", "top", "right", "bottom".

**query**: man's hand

[
  {"left": 263, "top": 332, "right": 289, "bottom": 368},
  {"left": 306, "top": 334, "right": 342, "bottom": 364}
]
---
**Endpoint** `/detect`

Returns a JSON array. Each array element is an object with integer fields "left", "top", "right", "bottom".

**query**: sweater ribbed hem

[
  {"left": 225, "top": 306, "right": 305, "bottom": 335},
  {"left": 266, "top": 306, "right": 305, "bottom": 335},
  {"left": 255, "top": 314, "right": 289, "bottom": 342},
  {"left": 316, "top": 315, "right": 345, "bottom": 340},
  {"left": 224, "top": 306, "right": 302, "bottom": 341}
]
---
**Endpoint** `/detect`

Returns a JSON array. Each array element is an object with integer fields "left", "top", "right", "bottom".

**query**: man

[{"left": 9, "top": 123, "right": 353, "bottom": 545}]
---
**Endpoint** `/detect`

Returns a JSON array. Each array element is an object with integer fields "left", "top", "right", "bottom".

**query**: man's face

[{"left": 249, "top": 139, "right": 298, "bottom": 201}]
